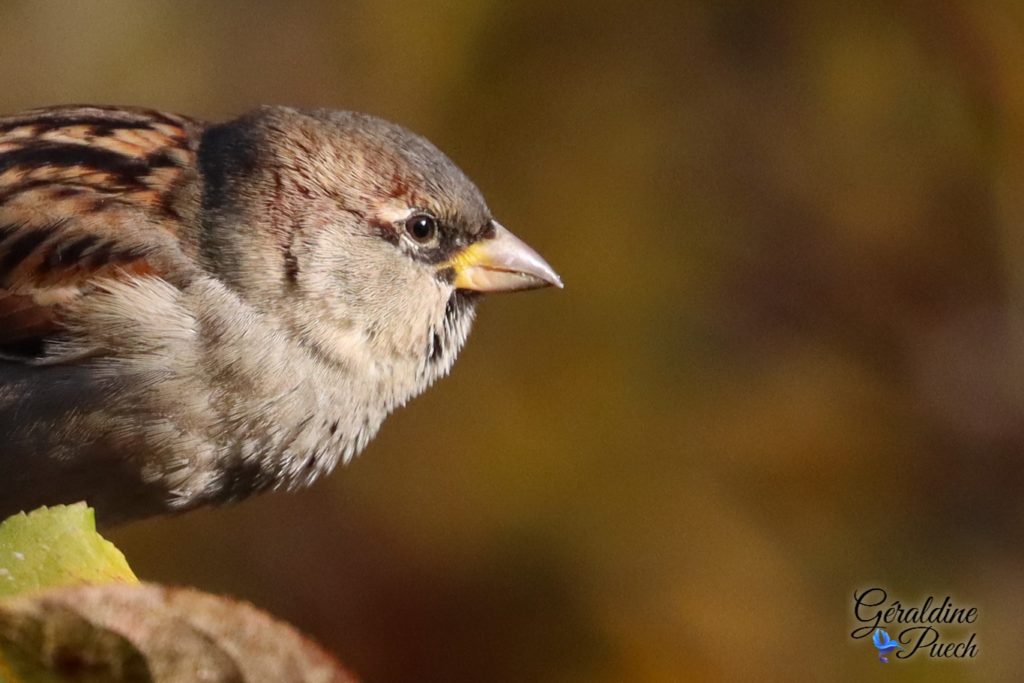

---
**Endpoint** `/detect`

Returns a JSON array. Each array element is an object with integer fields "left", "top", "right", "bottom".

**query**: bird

[{"left": 0, "top": 104, "right": 561, "bottom": 526}]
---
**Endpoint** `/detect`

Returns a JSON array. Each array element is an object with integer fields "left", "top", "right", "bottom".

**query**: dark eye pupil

[{"left": 407, "top": 215, "right": 436, "bottom": 242}]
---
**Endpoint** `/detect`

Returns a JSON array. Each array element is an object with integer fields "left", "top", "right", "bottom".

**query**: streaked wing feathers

[{"left": 0, "top": 106, "right": 206, "bottom": 349}]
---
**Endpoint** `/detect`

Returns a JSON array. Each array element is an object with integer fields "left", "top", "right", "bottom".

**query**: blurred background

[{"left": 2, "top": 1, "right": 1022, "bottom": 680}]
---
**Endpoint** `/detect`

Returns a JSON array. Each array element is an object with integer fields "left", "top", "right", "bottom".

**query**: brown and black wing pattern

[{"left": 0, "top": 106, "right": 206, "bottom": 350}]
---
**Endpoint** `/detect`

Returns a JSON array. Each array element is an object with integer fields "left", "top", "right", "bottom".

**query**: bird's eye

[{"left": 405, "top": 214, "right": 438, "bottom": 243}]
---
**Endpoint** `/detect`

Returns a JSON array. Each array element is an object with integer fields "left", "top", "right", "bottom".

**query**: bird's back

[{"left": 0, "top": 105, "right": 206, "bottom": 355}]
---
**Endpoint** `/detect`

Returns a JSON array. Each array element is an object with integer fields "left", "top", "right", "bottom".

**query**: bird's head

[{"left": 199, "top": 106, "right": 561, "bottom": 404}]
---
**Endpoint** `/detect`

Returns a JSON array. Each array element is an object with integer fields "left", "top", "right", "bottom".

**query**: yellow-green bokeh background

[{"left": 3, "top": 2, "right": 1022, "bottom": 680}]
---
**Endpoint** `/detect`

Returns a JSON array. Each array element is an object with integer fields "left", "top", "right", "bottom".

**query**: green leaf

[{"left": 0, "top": 504, "right": 136, "bottom": 599}]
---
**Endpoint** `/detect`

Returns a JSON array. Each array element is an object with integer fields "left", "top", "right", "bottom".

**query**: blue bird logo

[{"left": 872, "top": 628, "right": 900, "bottom": 663}]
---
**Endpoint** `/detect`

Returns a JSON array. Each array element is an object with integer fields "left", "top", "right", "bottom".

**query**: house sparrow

[{"left": 0, "top": 105, "right": 561, "bottom": 525}]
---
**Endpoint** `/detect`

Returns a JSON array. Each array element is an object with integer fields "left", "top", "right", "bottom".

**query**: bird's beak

[{"left": 445, "top": 221, "right": 563, "bottom": 292}]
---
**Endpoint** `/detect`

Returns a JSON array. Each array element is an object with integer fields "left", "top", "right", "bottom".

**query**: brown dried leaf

[{"left": 0, "top": 582, "right": 358, "bottom": 683}]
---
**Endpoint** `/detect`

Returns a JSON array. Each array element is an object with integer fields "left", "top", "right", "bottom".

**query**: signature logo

[
  {"left": 851, "top": 588, "right": 978, "bottom": 662},
  {"left": 872, "top": 628, "right": 900, "bottom": 663}
]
